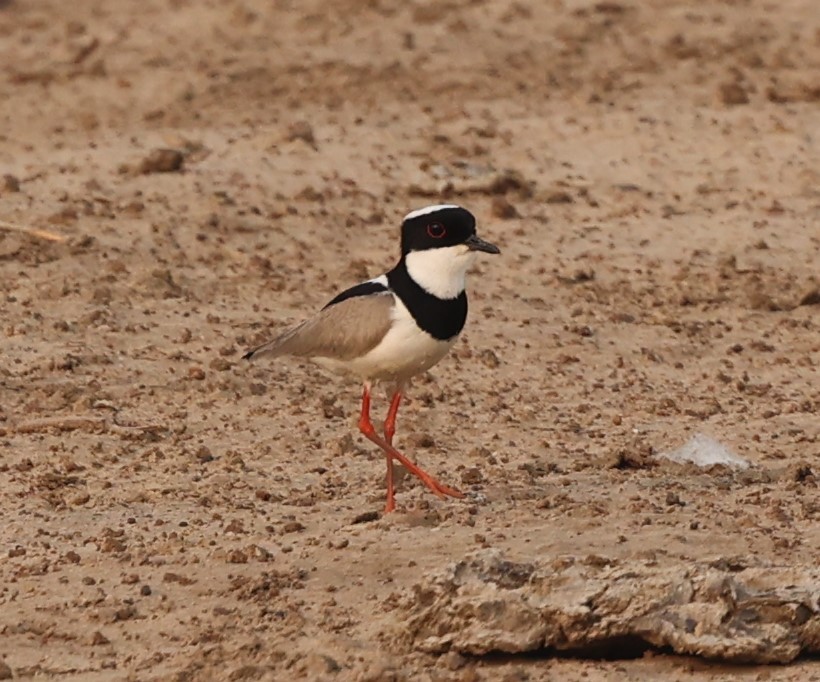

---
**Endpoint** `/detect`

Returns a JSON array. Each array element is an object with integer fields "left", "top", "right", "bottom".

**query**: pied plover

[{"left": 243, "top": 204, "right": 499, "bottom": 513}]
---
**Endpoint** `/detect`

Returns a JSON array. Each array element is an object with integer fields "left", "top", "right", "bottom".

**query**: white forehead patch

[{"left": 402, "top": 204, "right": 461, "bottom": 222}]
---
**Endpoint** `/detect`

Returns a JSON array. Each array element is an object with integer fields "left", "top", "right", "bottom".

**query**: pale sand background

[{"left": 1, "top": 0, "right": 819, "bottom": 679}]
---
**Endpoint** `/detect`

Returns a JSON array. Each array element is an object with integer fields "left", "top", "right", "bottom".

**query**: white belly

[{"left": 314, "top": 298, "right": 456, "bottom": 383}]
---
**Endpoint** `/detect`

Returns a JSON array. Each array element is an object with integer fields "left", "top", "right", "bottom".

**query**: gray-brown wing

[{"left": 243, "top": 293, "right": 395, "bottom": 362}]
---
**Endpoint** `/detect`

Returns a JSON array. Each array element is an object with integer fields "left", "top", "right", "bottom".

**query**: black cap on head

[{"left": 400, "top": 204, "right": 498, "bottom": 255}]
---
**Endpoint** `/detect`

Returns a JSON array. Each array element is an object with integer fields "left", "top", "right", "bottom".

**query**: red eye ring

[{"left": 427, "top": 222, "right": 446, "bottom": 239}]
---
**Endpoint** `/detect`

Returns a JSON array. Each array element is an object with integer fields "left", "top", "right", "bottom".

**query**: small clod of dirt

[{"left": 137, "top": 148, "right": 184, "bottom": 174}]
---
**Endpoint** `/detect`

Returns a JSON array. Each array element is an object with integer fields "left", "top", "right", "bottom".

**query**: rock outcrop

[{"left": 400, "top": 550, "right": 820, "bottom": 664}]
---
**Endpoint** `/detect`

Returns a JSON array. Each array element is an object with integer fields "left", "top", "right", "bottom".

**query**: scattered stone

[
  {"left": 412, "top": 2, "right": 449, "bottom": 23},
  {"left": 468, "top": 446, "right": 492, "bottom": 460},
  {"left": 746, "top": 286, "right": 781, "bottom": 310},
  {"left": 295, "top": 185, "right": 323, "bottom": 202},
  {"left": 188, "top": 366, "right": 206, "bottom": 381},
  {"left": 766, "top": 199, "right": 786, "bottom": 215},
  {"left": 767, "top": 80, "right": 820, "bottom": 104},
  {"left": 295, "top": 653, "right": 341, "bottom": 678},
  {"left": 286, "top": 121, "right": 317, "bottom": 148},
  {"left": 719, "top": 82, "right": 749, "bottom": 105},
  {"left": 545, "top": 190, "right": 573, "bottom": 204},
  {"left": 557, "top": 268, "right": 595, "bottom": 284},
  {"left": 163, "top": 572, "right": 196, "bottom": 585},
  {"left": 321, "top": 395, "right": 345, "bottom": 419},
  {"left": 487, "top": 169, "right": 533, "bottom": 198},
  {"left": 572, "top": 325, "right": 594, "bottom": 337},
  {"left": 113, "top": 605, "right": 137, "bottom": 622},
  {"left": 227, "top": 549, "right": 248, "bottom": 564},
  {"left": 71, "top": 36, "right": 100, "bottom": 65},
  {"left": 281, "top": 521, "right": 305, "bottom": 534},
  {"left": 225, "top": 519, "right": 245, "bottom": 534},
  {"left": 478, "top": 349, "right": 500, "bottom": 368},
  {"left": 71, "top": 491, "right": 91, "bottom": 505},
  {"left": 594, "top": 2, "right": 627, "bottom": 14},
  {"left": 409, "top": 432, "right": 436, "bottom": 449},
  {"left": 248, "top": 382, "right": 267, "bottom": 396},
  {"left": 137, "top": 268, "right": 184, "bottom": 299},
  {"left": 407, "top": 182, "right": 439, "bottom": 198},
  {"left": 47, "top": 207, "right": 79, "bottom": 224},
  {"left": 91, "top": 286, "right": 112, "bottom": 305},
  {"left": 352, "top": 510, "right": 380, "bottom": 524},
  {"left": 195, "top": 445, "right": 214, "bottom": 462},
  {"left": 790, "top": 463, "right": 814, "bottom": 484},
  {"left": 138, "top": 148, "right": 184, "bottom": 174},
  {"left": 248, "top": 544, "right": 273, "bottom": 562},
  {"left": 100, "top": 536, "right": 127, "bottom": 553},
  {"left": 209, "top": 357, "right": 231, "bottom": 371},
  {"left": 461, "top": 467, "right": 484, "bottom": 485},
  {"left": 90, "top": 631, "right": 110, "bottom": 646},
  {"left": 2, "top": 174, "right": 20, "bottom": 192},
  {"left": 609, "top": 440, "right": 655, "bottom": 470},
  {"left": 490, "top": 196, "right": 519, "bottom": 219},
  {"left": 798, "top": 287, "right": 820, "bottom": 306}
]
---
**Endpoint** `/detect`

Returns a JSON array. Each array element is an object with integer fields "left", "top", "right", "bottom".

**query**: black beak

[{"left": 465, "top": 234, "right": 500, "bottom": 254}]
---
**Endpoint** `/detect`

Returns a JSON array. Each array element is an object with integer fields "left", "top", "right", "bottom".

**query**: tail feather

[
  {"left": 242, "top": 337, "right": 284, "bottom": 361},
  {"left": 241, "top": 323, "right": 305, "bottom": 361}
]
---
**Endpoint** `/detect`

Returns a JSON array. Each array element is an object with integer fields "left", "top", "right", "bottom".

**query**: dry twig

[{"left": 0, "top": 219, "right": 67, "bottom": 242}]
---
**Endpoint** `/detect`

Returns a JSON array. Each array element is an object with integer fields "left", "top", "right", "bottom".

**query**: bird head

[{"left": 399, "top": 204, "right": 499, "bottom": 299}]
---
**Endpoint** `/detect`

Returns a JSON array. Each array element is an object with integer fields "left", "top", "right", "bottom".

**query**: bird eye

[{"left": 426, "top": 223, "right": 446, "bottom": 238}]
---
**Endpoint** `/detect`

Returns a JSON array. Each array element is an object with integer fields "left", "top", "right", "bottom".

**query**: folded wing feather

[{"left": 243, "top": 293, "right": 395, "bottom": 362}]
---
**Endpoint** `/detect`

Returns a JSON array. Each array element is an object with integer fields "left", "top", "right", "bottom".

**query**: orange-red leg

[
  {"left": 382, "top": 391, "right": 402, "bottom": 513},
  {"left": 358, "top": 384, "right": 462, "bottom": 513},
  {"left": 384, "top": 390, "right": 402, "bottom": 445}
]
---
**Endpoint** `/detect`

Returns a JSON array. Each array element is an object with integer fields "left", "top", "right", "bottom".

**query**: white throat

[{"left": 405, "top": 245, "right": 476, "bottom": 300}]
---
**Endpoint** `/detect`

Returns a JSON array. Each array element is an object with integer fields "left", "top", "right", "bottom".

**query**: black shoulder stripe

[{"left": 323, "top": 281, "right": 389, "bottom": 309}]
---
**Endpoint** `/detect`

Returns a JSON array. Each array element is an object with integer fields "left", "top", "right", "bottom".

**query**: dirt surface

[{"left": 1, "top": 0, "right": 819, "bottom": 680}]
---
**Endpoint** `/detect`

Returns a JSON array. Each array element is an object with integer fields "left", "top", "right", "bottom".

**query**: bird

[{"left": 242, "top": 204, "right": 499, "bottom": 513}]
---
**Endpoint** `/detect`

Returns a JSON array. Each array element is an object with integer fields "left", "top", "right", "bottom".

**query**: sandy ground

[{"left": 1, "top": 0, "right": 819, "bottom": 679}]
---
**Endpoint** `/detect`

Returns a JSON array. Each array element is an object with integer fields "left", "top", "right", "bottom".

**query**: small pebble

[
  {"left": 139, "top": 148, "right": 184, "bottom": 174},
  {"left": 90, "top": 631, "right": 110, "bottom": 646},
  {"left": 286, "top": 121, "right": 316, "bottom": 148},
  {"left": 490, "top": 196, "right": 519, "bottom": 219},
  {"left": 2, "top": 174, "right": 20, "bottom": 192}
]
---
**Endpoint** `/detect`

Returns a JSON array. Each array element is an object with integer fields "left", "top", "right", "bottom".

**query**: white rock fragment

[{"left": 659, "top": 433, "right": 749, "bottom": 469}]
